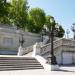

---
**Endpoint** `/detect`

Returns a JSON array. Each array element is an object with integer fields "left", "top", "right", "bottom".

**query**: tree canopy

[
  {"left": 9, "top": 0, "right": 29, "bottom": 30},
  {"left": 45, "top": 15, "right": 65, "bottom": 37},
  {"left": 27, "top": 8, "right": 46, "bottom": 33},
  {"left": 0, "top": 0, "right": 10, "bottom": 24},
  {"left": 0, "top": 0, "right": 65, "bottom": 37},
  {"left": 56, "top": 25, "right": 65, "bottom": 38}
]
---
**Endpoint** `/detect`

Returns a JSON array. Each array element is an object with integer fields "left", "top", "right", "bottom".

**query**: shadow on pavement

[{"left": 57, "top": 69, "right": 75, "bottom": 73}]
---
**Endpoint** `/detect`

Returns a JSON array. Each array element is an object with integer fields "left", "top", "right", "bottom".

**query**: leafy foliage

[
  {"left": 0, "top": 0, "right": 10, "bottom": 24},
  {"left": 56, "top": 25, "right": 65, "bottom": 38},
  {"left": 0, "top": 0, "right": 65, "bottom": 37},
  {"left": 45, "top": 15, "right": 54, "bottom": 31},
  {"left": 45, "top": 15, "right": 65, "bottom": 37},
  {"left": 9, "top": 0, "right": 29, "bottom": 30},
  {"left": 28, "top": 8, "right": 46, "bottom": 33}
]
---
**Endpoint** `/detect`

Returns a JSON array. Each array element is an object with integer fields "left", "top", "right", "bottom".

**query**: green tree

[
  {"left": 56, "top": 25, "right": 65, "bottom": 38},
  {"left": 26, "top": 15, "right": 34, "bottom": 32},
  {"left": 45, "top": 15, "right": 65, "bottom": 37},
  {"left": 0, "top": 0, "right": 10, "bottom": 24},
  {"left": 45, "top": 15, "right": 53, "bottom": 31},
  {"left": 9, "top": 0, "right": 29, "bottom": 30},
  {"left": 28, "top": 8, "right": 46, "bottom": 33}
]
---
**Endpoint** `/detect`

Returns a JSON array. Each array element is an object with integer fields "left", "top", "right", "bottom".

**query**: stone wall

[{"left": 0, "top": 25, "right": 41, "bottom": 54}]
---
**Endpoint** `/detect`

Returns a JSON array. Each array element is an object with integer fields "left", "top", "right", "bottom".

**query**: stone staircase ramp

[{"left": 40, "top": 38, "right": 63, "bottom": 59}]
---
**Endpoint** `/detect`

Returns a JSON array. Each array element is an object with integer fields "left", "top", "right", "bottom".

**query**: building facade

[{"left": 39, "top": 38, "right": 75, "bottom": 65}]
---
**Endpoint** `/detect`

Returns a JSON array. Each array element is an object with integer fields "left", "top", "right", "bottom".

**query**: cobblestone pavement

[{"left": 0, "top": 66, "right": 75, "bottom": 75}]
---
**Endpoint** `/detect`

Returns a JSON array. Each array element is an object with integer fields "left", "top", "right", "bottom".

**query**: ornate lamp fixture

[{"left": 71, "top": 23, "right": 75, "bottom": 40}]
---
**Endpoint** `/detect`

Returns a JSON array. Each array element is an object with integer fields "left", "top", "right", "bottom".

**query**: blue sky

[{"left": 28, "top": 0, "right": 75, "bottom": 38}]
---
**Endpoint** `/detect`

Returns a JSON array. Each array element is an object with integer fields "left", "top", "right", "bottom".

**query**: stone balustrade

[
  {"left": 40, "top": 38, "right": 75, "bottom": 59},
  {"left": 17, "top": 45, "right": 33, "bottom": 56},
  {"left": 40, "top": 43, "right": 51, "bottom": 55},
  {"left": 22, "top": 45, "right": 33, "bottom": 55},
  {"left": 62, "top": 39, "right": 75, "bottom": 46},
  {"left": 40, "top": 38, "right": 63, "bottom": 56},
  {"left": 18, "top": 38, "right": 75, "bottom": 57}
]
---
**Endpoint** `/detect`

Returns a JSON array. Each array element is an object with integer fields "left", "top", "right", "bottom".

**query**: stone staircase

[
  {"left": 0, "top": 56, "right": 43, "bottom": 71},
  {"left": 40, "top": 38, "right": 63, "bottom": 59}
]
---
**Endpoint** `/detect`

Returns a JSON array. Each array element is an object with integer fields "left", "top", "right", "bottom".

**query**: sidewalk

[{"left": 0, "top": 66, "right": 75, "bottom": 75}]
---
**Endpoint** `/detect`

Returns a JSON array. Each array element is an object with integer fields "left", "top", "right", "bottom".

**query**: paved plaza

[{"left": 0, "top": 66, "right": 75, "bottom": 75}]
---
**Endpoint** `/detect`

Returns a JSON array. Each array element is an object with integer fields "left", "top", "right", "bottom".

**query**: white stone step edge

[{"left": 33, "top": 55, "right": 59, "bottom": 71}]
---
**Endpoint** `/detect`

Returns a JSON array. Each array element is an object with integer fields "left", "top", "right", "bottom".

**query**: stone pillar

[
  {"left": 17, "top": 45, "right": 23, "bottom": 56},
  {"left": 32, "top": 42, "right": 41, "bottom": 57}
]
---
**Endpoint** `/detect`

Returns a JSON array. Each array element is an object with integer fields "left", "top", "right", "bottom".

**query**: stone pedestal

[
  {"left": 47, "top": 55, "right": 59, "bottom": 71},
  {"left": 32, "top": 43, "right": 41, "bottom": 57},
  {"left": 17, "top": 45, "right": 23, "bottom": 56},
  {"left": 51, "top": 65, "right": 59, "bottom": 71}
]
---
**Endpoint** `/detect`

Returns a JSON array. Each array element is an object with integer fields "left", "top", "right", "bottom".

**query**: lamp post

[
  {"left": 66, "top": 29, "right": 70, "bottom": 39},
  {"left": 71, "top": 23, "right": 75, "bottom": 40},
  {"left": 19, "top": 29, "right": 24, "bottom": 47},
  {"left": 50, "top": 17, "right": 58, "bottom": 65},
  {"left": 41, "top": 29, "right": 44, "bottom": 42},
  {"left": 16, "top": 29, "right": 25, "bottom": 56},
  {"left": 41, "top": 28, "right": 47, "bottom": 42}
]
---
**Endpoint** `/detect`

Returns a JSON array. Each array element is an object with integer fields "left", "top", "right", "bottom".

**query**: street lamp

[
  {"left": 16, "top": 29, "right": 24, "bottom": 47},
  {"left": 17, "top": 29, "right": 25, "bottom": 56},
  {"left": 41, "top": 29, "right": 44, "bottom": 42},
  {"left": 66, "top": 29, "right": 70, "bottom": 39},
  {"left": 50, "top": 17, "right": 58, "bottom": 65},
  {"left": 19, "top": 30, "right": 24, "bottom": 47},
  {"left": 71, "top": 23, "right": 75, "bottom": 40},
  {"left": 41, "top": 27, "right": 47, "bottom": 42}
]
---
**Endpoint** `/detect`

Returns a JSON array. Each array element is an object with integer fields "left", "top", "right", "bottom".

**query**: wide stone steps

[
  {"left": 0, "top": 67, "right": 43, "bottom": 71},
  {"left": 0, "top": 56, "right": 43, "bottom": 71},
  {"left": 0, "top": 57, "right": 35, "bottom": 59},
  {"left": 0, "top": 63, "right": 41, "bottom": 65}
]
